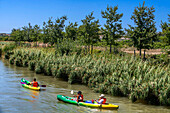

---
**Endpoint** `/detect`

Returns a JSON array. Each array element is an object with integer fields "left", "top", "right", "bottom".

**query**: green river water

[{"left": 0, "top": 58, "right": 169, "bottom": 113}]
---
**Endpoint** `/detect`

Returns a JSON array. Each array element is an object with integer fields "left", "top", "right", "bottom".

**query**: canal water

[{"left": 0, "top": 59, "right": 169, "bottom": 113}]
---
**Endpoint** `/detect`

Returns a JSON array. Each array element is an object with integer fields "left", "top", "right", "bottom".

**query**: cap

[{"left": 99, "top": 94, "right": 105, "bottom": 97}]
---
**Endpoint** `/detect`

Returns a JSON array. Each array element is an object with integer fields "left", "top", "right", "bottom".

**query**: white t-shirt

[{"left": 98, "top": 98, "right": 104, "bottom": 104}]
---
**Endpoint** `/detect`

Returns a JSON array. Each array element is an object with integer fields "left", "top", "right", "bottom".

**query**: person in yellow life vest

[
  {"left": 30, "top": 78, "right": 39, "bottom": 87},
  {"left": 95, "top": 94, "right": 106, "bottom": 104}
]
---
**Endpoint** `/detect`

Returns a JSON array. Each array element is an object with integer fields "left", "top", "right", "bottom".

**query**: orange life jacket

[
  {"left": 77, "top": 94, "right": 83, "bottom": 102},
  {"left": 99, "top": 97, "right": 106, "bottom": 104},
  {"left": 32, "top": 81, "right": 38, "bottom": 87}
]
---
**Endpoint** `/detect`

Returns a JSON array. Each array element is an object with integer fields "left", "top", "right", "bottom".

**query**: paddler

[
  {"left": 30, "top": 78, "right": 39, "bottom": 87},
  {"left": 74, "top": 91, "right": 83, "bottom": 102},
  {"left": 95, "top": 94, "right": 106, "bottom": 104}
]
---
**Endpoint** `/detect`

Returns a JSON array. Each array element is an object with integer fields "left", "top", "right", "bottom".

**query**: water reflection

[{"left": 21, "top": 88, "right": 40, "bottom": 100}]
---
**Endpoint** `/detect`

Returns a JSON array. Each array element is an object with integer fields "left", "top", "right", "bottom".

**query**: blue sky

[{"left": 0, "top": 0, "right": 170, "bottom": 33}]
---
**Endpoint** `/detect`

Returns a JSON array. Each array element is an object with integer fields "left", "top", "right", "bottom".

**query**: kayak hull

[
  {"left": 57, "top": 95, "right": 119, "bottom": 109},
  {"left": 21, "top": 78, "right": 40, "bottom": 91}
]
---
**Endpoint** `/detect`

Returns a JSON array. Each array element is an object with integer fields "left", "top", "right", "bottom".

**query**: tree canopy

[{"left": 126, "top": 1, "right": 157, "bottom": 56}]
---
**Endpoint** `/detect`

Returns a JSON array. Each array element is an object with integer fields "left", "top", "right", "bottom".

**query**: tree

[
  {"left": 65, "top": 22, "right": 78, "bottom": 41},
  {"left": 32, "top": 24, "right": 41, "bottom": 46},
  {"left": 27, "top": 23, "right": 33, "bottom": 42},
  {"left": 160, "top": 14, "right": 170, "bottom": 46},
  {"left": 10, "top": 28, "right": 24, "bottom": 44},
  {"left": 161, "top": 21, "right": 168, "bottom": 31},
  {"left": 53, "top": 16, "right": 67, "bottom": 44},
  {"left": 101, "top": 5, "right": 124, "bottom": 54},
  {"left": 81, "top": 12, "right": 100, "bottom": 54},
  {"left": 126, "top": 2, "right": 157, "bottom": 57},
  {"left": 42, "top": 21, "right": 50, "bottom": 44}
]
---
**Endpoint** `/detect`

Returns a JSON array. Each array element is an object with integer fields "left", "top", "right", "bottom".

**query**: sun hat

[{"left": 99, "top": 94, "right": 105, "bottom": 97}]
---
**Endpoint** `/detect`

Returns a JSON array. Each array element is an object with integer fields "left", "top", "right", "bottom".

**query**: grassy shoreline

[{"left": 2, "top": 46, "right": 169, "bottom": 106}]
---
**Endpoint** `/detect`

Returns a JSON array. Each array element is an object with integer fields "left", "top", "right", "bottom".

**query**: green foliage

[
  {"left": 28, "top": 60, "right": 36, "bottom": 70},
  {"left": 65, "top": 22, "right": 78, "bottom": 41},
  {"left": 153, "top": 14, "right": 170, "bottom": 49},
  {"left": 117, "top": 40, "right": 133, "bottom": 48},
  {"left": 80, "top": 12, "right": 100, "bottom": 54},
  {"left": 0, "top": 46, "right": 2, "bottom": 57},
  {"left": 6, "top": 47, "right": 170, "bottom": 105},
  {"left": 0, "top": 36, "right": 11, "bottom": 41},
  {"left": 126, "top": 1, "right": 157, "bottom": 55},
  {"left": 55, "top": 40, "right": 82, "bottom": 56},
  {"left": 101, "top": 5, "right": 124, "bottom": 53},
  {"left": 42, "top": 16, "right": 67, "bottom": 45},
  {"left": 2, "top": 44, "right": 16, "bottom": 53},
  {"left": 14, "top": 56, "right": 22, "bottom": 66},
  {"left": 10, "top": 28, "right": 24, "bottom": 42}
]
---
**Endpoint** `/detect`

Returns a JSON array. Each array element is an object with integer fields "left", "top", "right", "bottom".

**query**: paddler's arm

[{"left": 96, "top": 99, "right": 104, "bottom": 104}]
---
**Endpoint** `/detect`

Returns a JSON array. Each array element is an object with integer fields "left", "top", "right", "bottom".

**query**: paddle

[
  {"left": 71, "top": 90, "right": 80, "bottom": 105},
  {"left": 71, "top": 90, "right": 74, "bottom": 95},
  {"left": 21, "top": 82, "right": 46, "bottom": 87},
  {"left": 39, "top": 85, "right": 46, "bottom": 87}
]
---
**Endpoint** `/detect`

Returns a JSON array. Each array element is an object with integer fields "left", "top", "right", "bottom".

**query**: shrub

[{"left": 3, "top": 44, "right": 16, "bottom": 53}]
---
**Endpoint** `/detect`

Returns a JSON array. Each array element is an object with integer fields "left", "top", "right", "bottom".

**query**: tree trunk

[
  {"left": 84, "top": 46, "right": 87, "bottom": 54},
  {"left": 143, "top": 50, "right": 146, "bottom": 60},
  {"left": 139, "top": 48, "right": 142, "bottom": 58},
  {"left": 91, "top": 45, "right": 93, "bottom": 54},
  {"left": 114, "top": 47, "right": 116, "bottom": 54},
  {"left": 36, "top": 41, "right": 38, "bottom": 47},
  {"left": 110, "top": 44, "right": 112, "bottom": 54},
  {"left": 88, "top": 45, "right": 90, "bottom": 53},
  {"left": 105, "top": 46, "right": 107, "bottom": 52}
]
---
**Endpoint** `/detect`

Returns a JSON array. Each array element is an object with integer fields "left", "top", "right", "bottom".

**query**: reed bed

[
  {"left": 0, "top": 46, "right": 2, "bottom": 57},
  {"left": 5, "top": 48, "right": 170, "bottom": 105}
]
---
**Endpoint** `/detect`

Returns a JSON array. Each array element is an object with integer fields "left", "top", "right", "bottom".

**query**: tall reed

[{"left": 5, "top": 47, "right": 170, "bottom": 105}]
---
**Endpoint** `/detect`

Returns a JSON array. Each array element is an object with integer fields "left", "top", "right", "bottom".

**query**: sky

[{"left": 0, "top": 0, "right": 170, "bottom": 33}]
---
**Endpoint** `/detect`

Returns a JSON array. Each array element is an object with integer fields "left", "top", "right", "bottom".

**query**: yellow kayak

[{"left": 21, "top": 78, "right": 40, "bottom": 91}]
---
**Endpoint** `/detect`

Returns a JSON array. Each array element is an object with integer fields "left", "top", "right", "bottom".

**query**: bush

[
  {"left": 55, "top": 40, "right": 82, "bottom": 56},
  {"left": 3, "top": 44, "right": 16, "bottom": 53},
  {"left": 28, "top": 60, "right": 36, "bottom": 70},
  {"left": 14, "top": 56, "right": 22, "bottom": 67}
]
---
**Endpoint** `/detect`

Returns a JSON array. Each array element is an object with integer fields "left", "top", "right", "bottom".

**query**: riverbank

[{"left": 3, "top": 46, "right": 169, "bottom": 106}]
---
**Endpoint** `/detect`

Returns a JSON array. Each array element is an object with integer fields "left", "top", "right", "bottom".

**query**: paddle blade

[
  {"left": 40, "top": 85, "right": 46, "bottom": 87},
  {"left": 71, "top": 90, "right": 74, "bottom": 95}
]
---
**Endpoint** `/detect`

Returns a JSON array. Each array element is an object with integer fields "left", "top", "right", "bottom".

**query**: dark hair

[
  {"left": 77, "top": 91, "right": 82, "bottom": 94},
  {"left": 34, "top": 78, "right": 36, "bottom": 81}
]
